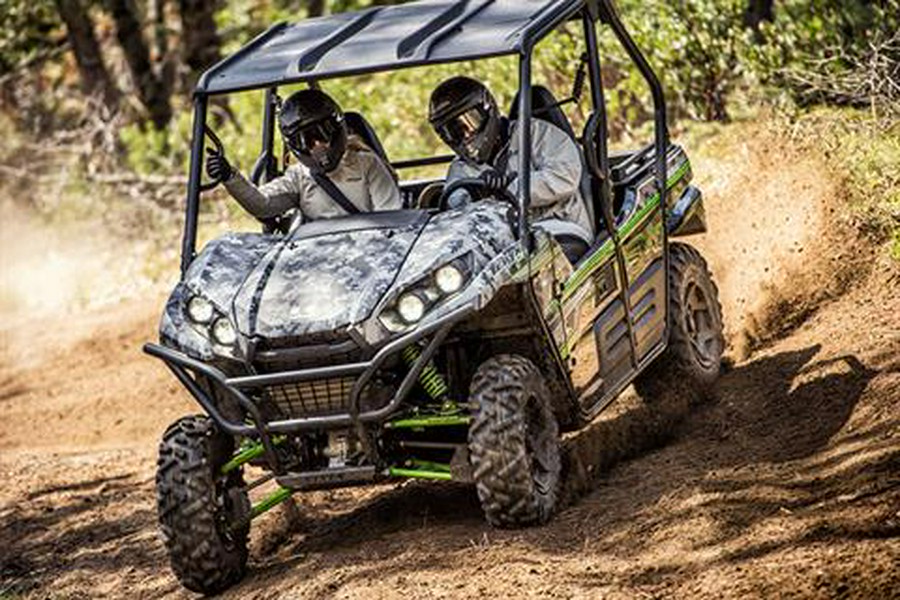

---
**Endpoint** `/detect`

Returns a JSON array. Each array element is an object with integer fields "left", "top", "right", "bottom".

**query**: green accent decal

[
  {"left": 620, "top": 190, "right": 662, "bottom": 239},
  {"left": 389, "top": 467, "right": 453, "bottom": 481},
  {"left": 410, "top": 459, "right": 452, "bottom": 473},
  {"left": 561, "top": 240, "right": 615, "bottom": 301},
  {"left": 512, "top": 244, "right": 553, "bottom": 280},
  {"left": 221, "top": 436, "right": 286, "bottom": 474},
  {"left": 560, "top": 160, "right": 691, "bottom": 302},
  {"left": 384, "top": 414, "right": 471, "bottom": 429},
  {"left": 546, "top": 297, "right": 561, "bottom": 314},
  {"left": 249, "top": 486, "right": 293, "bottom": 519}
]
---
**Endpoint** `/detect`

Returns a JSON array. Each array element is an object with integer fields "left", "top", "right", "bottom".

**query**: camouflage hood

[
  {"left": 231, "top": 210, "right": 428, "bottom": 339},
  {"left": 161, "top": 203, "right": 516, "bottom": 358}
]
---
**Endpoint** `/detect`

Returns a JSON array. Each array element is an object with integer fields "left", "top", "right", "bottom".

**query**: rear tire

[
  {"left": 634, "top": 242, "right": 724, "bottom": 403},
  {"left": 156, "top": 415, "right": 249, "bottom": 594},
  {"left": 468, "top": 354, "right": 561, "bottom": 527}
]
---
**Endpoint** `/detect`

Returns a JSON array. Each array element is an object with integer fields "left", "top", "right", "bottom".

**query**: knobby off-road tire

[
  {"left": 468, "top": 354, "right": 561, "bottom": 527},
  {"left": 156, "top": 415, "right": 249, "bottom": 595},
  {"left": 634, "top": 242, "right": 725, "bottom": 403}
]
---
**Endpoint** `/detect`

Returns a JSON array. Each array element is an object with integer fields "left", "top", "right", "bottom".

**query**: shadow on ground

[
  {"left": 3, "top": 343, "right": 894, "bottom": 598},
  {"left": 0, "top": 470, "right": 175, "bottom": 597},
  {"left": 232, "top": 343, "right": 896, "bottom": 596}
]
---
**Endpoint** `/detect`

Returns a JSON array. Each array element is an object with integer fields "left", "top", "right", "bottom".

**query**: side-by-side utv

[{"left": 145, "top": 0, "right": 723, "bottom": 593}]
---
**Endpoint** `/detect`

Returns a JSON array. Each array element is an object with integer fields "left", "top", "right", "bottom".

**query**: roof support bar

[
  {"left": 250, "top": 87, "right": 278, "bottom": 186},
  {"left": 181, "top": 96, "right": 207, "bottom": 278},
  {"left": 598, "top": 0, "right": 671, "bottom": 346},
  {"left": 400, "top": 0, "right": 495, "bottom": 61},
  {"left": 517, "top": 52, "right": 532, "bottom": 247},
  {"left": 582, "top": 10, "right": 611, "bottom": 219},
  {"left": 296, "top": 8, "right": 383, "bottom": 73}
]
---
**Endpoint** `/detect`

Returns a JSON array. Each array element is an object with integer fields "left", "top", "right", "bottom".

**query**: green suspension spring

[{"left": 402, "top": 345, "right": 449, "bottom": 400}]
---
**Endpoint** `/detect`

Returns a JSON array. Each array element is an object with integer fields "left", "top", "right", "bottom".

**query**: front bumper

[{"left": 144, "top": 304, "right": 472, "bottom": 472}]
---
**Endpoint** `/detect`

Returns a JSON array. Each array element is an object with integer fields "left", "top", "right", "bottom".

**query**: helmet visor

[
  {"left": 286, "top": 116, "right": 343, "bottom": 154},
  {"left": 435, "top": 107, "right": 487, "bottom": 147}
]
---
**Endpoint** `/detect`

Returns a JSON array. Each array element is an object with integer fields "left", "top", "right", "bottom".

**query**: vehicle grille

[{"left": 262, "top": 376, "right": 356, "bottom": 418}]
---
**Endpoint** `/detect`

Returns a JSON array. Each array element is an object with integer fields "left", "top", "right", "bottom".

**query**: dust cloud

[
  {"left": 0, "top": 203, "right": 161, "bottom": 323},
  {"left": 688, "top": 127, "right": 837, "bottom": 359}
]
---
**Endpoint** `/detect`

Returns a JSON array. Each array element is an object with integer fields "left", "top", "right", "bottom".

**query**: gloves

[
  {"left": 205, "top": 148, "right": 233, "bottom": 182},
  {"left": 479, "top": 169, "right": 514, "bottom": 198}
]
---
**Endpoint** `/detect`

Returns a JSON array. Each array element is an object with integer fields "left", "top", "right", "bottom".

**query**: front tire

[
  {"left": 634, "top": 242, "right": 724, "bottom": 403},
  {"left": 468, "top": 355, "right": 561, "bottom": 527},
  {"left": 156, "top": 416, "right": 249, "bottom": 594}
]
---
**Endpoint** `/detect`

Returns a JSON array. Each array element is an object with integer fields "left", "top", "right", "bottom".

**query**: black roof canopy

[{"left": 197, "top": 0, "right": 592, "bottom": 95}]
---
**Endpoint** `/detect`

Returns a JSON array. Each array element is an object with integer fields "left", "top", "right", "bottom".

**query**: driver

[
  {"left": 206, "top": 89, "right": 401, "bottom": 229},
  {"left": 428, "top": 76, "right": 593, "bottom": 261}
]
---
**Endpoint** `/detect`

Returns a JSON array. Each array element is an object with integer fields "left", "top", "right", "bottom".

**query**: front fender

[{"left": 667, "top": 185, "right": 707, "bottom": 237}]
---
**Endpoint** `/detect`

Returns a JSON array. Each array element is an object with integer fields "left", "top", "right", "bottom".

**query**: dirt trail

[{"left": 1, "top": 123, "right": 898, "bottom": 598}]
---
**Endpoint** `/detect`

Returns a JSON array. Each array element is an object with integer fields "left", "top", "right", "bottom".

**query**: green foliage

[
  {"left": 216, "top": 0, "right": 290, "bottom": 52},
  {"left": 836, "top": 114, "right": 900, "bottom": 250},
  {"left": 0, "top": 0, "right": 60, "bottom": 72},
  {"left": 120, "top": 107, "right": 195, "bottom": 175},
  {"left": 614, "top": 0, "right": 750, "bottom": 123},
  {"left": 743, "top": 0, "right": 900, "bottom": 111},
  {"left": 122, "top": 0, "right": 754, "bottom": 171},
  {"left": 119, "top": 0, "right": 899, "bottom": 190},
  {"left": 784, "top": 107, "right": 900, "bottom": 259}
]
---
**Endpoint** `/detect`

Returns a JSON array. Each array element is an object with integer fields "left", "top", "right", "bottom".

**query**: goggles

[
  {"left": 285, "top": 115, "right": 343, "bottom": 154},
  {"left": 435, "top": 106, "right": 488, "bottom": 147}
]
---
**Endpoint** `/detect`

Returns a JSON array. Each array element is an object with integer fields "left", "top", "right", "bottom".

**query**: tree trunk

[
  {"left": 744, "top": 0, "right": 774, "bottom": 40},
  {"left": 306, "top": 0, "right": 325, "bottom": 17},
  {"left": 105, "top": 0, "right": 172, "bottom": 129},
  {"left": 54, "top": 0, "right": 120, "bottom": 109},
  {"left": 151, "top": 0, "right": 177, "bottom": 99},
  {"left": 178, "top": 0, "right": 222, "bottom": 87}
]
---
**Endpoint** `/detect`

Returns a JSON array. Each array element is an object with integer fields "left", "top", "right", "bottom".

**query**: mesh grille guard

[
  {"left": 263, "top": 375, "right": 358, "bottom": 418},
  {"left": 144, "top": 304, "right": 473, "bottom": 471}
]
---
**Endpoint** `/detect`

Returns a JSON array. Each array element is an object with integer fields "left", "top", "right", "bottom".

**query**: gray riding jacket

[
  {"left": 223, "top": 139, "right": 401, "bottom": 230},
  {"left": 446, "top": 119, "right": 593, "bottom": 242}
]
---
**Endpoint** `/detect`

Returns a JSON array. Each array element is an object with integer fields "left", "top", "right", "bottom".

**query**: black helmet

[
  {"left": 279, "top": 89, "right": 347, "bottom": 173},
  {"left": 429, "top": 76, "right": 503, "bottom": 164}
]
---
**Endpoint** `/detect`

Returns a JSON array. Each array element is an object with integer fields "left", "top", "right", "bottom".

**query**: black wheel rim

[
  {"left": 524, "top": 395, "right": 555, "bottom": 495},
  {"left": 684, "top": 281, "right": 718, "bottom": 368}
]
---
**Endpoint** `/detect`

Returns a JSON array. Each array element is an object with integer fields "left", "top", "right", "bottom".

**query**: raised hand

[{"left": 205, "top": 147, "right": 233, "bottom": 182}]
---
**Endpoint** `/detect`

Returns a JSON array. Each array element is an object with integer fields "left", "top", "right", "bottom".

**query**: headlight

[
  {"left": 379, "top": 254, "right": 473, "bottom": 334},
  {"left": 211, "top": 317, "right": 237, "bottom": 346},
  {"left": 187, "top": 296, "right": 214, "bottom": 323},
  {"left": 435, "top": 264, "right": 464, "bottom": 294},
  {"left": 397, "top": 293, "right": 425, "bottom": 323}
]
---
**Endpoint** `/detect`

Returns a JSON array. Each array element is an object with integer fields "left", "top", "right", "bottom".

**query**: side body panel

[
  {"left": 558, "top": 145, "right": 695, "bottom": 419},
  {"left": 559, "top": 238, "right": 623, "bottom": 401}
]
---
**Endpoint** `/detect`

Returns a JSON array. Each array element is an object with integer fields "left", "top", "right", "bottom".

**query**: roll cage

[{"left": 179, "top": 0, "right": 670, "bottom": 287}]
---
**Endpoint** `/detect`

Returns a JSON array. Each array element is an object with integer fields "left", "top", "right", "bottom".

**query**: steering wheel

[{"left": 437, "top": 177, "right": 518, "bottom": 211}]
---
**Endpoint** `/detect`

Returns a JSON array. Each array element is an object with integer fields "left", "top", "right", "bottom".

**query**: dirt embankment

[{"left": 1, "top": 121, "right": 898, "bottom": 599}]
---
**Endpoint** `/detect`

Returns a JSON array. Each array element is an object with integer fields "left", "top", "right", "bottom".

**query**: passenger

[
  {"left": 428, "top": 76, "right": 592, "bottom": 262},
  {"left": 206, "top": 89, "right": 401, "bottom": 229}
]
